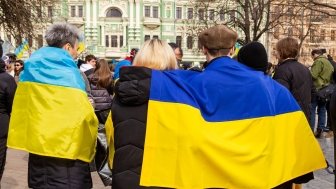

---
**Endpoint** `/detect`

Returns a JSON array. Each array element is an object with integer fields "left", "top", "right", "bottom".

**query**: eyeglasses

[{"left": 15, "top": 64, "right": 21, "bottom": 67}]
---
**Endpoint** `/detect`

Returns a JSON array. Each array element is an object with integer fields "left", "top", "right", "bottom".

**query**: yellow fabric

[
  {"left": 140, "top": 101, "right": 326, "bottom": 189},
  {"left": 105, "top": 111, "right": 115, "bottom": 169},
  {"left": 7, "top": 82, "right": 98, "bottom": 162}
]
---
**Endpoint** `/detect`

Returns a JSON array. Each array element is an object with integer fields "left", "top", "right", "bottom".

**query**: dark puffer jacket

[
  {"left": 273, "top": 59, "right": 313, "bottom": 119},
  {"left": 111, "top": 67, "right": 152, "bottom": 189},
  {"left": 88, "top": 74, "right": 113, "bottom": 123}
]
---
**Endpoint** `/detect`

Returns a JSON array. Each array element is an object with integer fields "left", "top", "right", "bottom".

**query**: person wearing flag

[
  {"left": 110, "top": 25, "right": 326, "bottom": 189},
  {"left": 7, "top": 23, "right": 98, "bottom": 189}
]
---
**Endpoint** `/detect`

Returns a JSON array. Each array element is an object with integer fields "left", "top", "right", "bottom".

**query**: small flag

[{"left": 14, "top": 40, "right": 29, "bottom": 59}]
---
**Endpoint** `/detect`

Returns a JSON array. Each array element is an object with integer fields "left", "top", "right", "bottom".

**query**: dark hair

[
  {"left": 168, "top": 42, "right": 183, "bottom": 57},
  {"left": 14, "top": 59, "right": 24, "bottom": 76},
  {"left": 276, "top": 37, "right": 299, "bottom": 60},
  {"left": 208, "top": 49, "right": 231, "bottom": 57},
  {"left": 85, "top": 54, "right": 96, "bottom": 63},
  {"left": 311, "top": 49, "right": 324, "bottom": 56}
]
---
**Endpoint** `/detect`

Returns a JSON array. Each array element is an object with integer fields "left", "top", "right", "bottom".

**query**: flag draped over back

[
  {"left": 7, "top": 47, "right": 98, "bottom": 162},
  {"left": 140, "top": 57, "right": 326, "bottom": 189}
]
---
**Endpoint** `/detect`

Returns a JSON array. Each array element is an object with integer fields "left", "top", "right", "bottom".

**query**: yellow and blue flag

[
  {"left": 7, "top": 47, "right": 98, "bottom": 162},
  {"left": 14, "top": 39, "right": 29, "bottom": 59},
  {"left": 140, "top": 57, "right": 326, "bottom": 188}
]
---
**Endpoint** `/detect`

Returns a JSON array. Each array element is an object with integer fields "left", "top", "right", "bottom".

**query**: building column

[
  {"left": 135, "top": 0, "right": 141, "bottom": 41},
  {"left": 129, "top": 0, "right": 134, "bottom": 29},
  {"left": 123, "top": 24, "right": 127, "bottom": 47},
  {"left": 101, "top": 25, "right": 105, "bottom": 46},
  {"left": 92, "top": 0, "right": 98, "bottom": 44},
  {"left": 85, "top": 0, "right": 91, "bottom": 27}
]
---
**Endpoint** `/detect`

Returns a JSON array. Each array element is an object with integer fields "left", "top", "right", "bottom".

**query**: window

[
  {"left": 198, "top": 9, "right": 204, "bottom": 20},
  {"left": 321, "top": 29, "right": 325, "bottom": 41},
  {"left": 78, "top": 6, "right": 83, "bottom": 17},
  {"left": 209, "top": 9, "right": 214, "bottom": 20},
  {"left": 7, "top": 35, "right": 11, "bottom": 43},
  {"left": 28, "top": 36, "right": 33, "bottom": 47},
  {"left": 153, "top": 35, "right": 159, "bottom": 39},
  {"left": 106, "top": 8, "right": 122, "bottom": 17},
  {"left": 188, "top": 8, "right": 193, "bottom": 19},
  {"left": 153, "top": 6, "right": 159, "bottom": 18},
  {"left": 71, "top": 6, "right": 76, "bottom": 17},
  {"left": 119, "top": 36, "right": 123, "bottom": 47},
  {"left": 176, "top": 7, "right": 182, "bottom": 19},
  {"left": 288, "top": 27, "right": 293, "bottom": 37},
  {"left": 37, "top": 35, "right": 43, "bottom": 48},
  {"left": 230, "top": 11, "right": 235, "bottom": 22},
  {"left": 187, "top": 36, "right": 193, "bottom": 49},
  {"left": 105, "top": 35, "right": 109, "bottom": 47},
  {"left": 220, "top": 9, "right": 225, "bottom": 21},
  {"left": 144, "top": 35, "right": 150, "bottom": 41},
  {"left": 274, "top": 27, "right": 280, "bottom": 39},
  {"left": 331, "top": 30, "right": 335, "bottom": 41},
  {"left": 37, "top": 6, "right": 42, "bottom": 18},
  {"left": 111, "top": 35, "right": 118, "bottom": 47},
  {"left": 310, "top": 30, "right": 315, "bottom": 42},
  {"left": 145, "top": 6, "right": 150, "bottom": 17},
  {"left": 176, "top": 36, "right": 182, "bottom": 47},
  {"left": 47, "top": 6, "right": 53, "bottom": 17}
]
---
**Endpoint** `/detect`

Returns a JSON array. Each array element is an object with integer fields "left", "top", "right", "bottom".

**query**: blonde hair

[{"left": 133, "top": 39, "right": 178, "bottom": 70}]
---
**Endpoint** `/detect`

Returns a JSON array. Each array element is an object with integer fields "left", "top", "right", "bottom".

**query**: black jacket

[
  {"left": 0, "top": 63, "right": 16, "bottom": 139},
  {"left": 87, "top": 74, "right": 113, "bottom": 112},
  {"left": 111, "top": 67, "right": 152, "bottom": 189},
  {"left": 273, "top": 59, "right": 313, "bottom": 119}
]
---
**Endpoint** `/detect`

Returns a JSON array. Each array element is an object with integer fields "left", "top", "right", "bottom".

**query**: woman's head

[
  {"left": 14, "top": 60, "right": 24, "bottom": 72},
  {"left": 133, "top": 39, "right": 178, "bottom": 70},
  {"left": 95, "top": 59, "right": 112, "bottom": 88},
  {"left": 275, "top": 37, "right": 299, "bottom": 61}
]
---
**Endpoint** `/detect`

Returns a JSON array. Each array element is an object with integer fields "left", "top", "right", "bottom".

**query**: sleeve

[
  {"left": 273, "top": 66, "right": 291, "bottom": 90},
  {"left": 310, "top": 60, "right": 323, "bottom": 80},
  {"left": 5, "top": 77, "right": 17, "bottom": 114}
]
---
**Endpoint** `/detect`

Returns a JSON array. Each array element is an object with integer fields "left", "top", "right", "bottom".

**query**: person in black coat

[
  {"left": 0, "top": 58, "right": 16, "bottom": 180},
  {"left": 273, "top": 37, "right": 313, "bottom": 121},
  {"left": 111, "top": 39, "right": 178, "bottom": 189}
]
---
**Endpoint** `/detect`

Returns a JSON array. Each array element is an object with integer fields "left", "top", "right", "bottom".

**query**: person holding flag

[
  {"left": 110, "top": 25, "right": 326, "bottom": 189},
  {"left": 7, "top": 23, "right": 98, "bottom": 189}
]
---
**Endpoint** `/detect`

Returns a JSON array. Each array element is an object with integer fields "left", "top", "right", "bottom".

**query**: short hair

[
  {"left": 133, "top": 39, "right": 178, "bottom": 70},
  {"left": 311, "top": 49, "right": 324, "bottom": 56},
  {"left": 85, "top": 54, "right": 96, "bottom": 62},
  {"left": 45, "top": 23, "right": 80, "bottom": 48},
  {"left": 276, "top": 37, "right": 299, "bottom": 60}
]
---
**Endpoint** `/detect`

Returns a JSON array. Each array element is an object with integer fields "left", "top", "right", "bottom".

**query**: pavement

[{"left": 1, "top": 137, "right": 334, "bottom": 189}]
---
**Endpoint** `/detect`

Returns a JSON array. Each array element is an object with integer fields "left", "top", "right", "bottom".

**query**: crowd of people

[{"left": 0, "top": 22, "right": 335, "bottom": 189}]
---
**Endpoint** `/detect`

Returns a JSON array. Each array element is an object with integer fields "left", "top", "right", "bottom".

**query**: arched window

[{"left": 106, "top": 8, "right": 122, "bottom": 17}]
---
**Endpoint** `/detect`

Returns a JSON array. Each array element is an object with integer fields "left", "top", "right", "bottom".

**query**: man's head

[
  {"left": 198, "top": 25, "right": 238, "bottom": 61},
  {"left": 311, "top": 49, "right": 324, "bottom": 60},
  {"left": 168, "top": 43, "right": 183, "bottom": 66},
  {"left": 275, "top": 37, "right": 299, "bottom": 61},
  {"left": 85, "top": 54, "right": 97, "bottom": 68},
  {"left": 45, "top": 23, "right": 81, "bottom": 59}
]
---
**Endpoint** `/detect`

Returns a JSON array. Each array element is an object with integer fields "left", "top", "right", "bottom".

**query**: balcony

[
  {"left": 143, "top": 17, "right": 161, "bottom": 29},
  {"left": 68, "top": 17, "right": 85, "bottom": 27}
]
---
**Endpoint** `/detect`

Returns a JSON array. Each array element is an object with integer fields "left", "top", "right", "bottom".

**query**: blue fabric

[
  {"left": 20, "top": 47, "right": 85, "bottom": 92},
  {"left": 114, "top": 60, "right": 131, "bottom": 79},
  {"left": 150, "top": 56, "right": 301, "bottom": 122}
]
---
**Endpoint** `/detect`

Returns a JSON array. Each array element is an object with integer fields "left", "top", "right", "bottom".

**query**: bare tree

[
  {"left": 184, "top": 0, "right": 336, "bottom": 45},
  {"left": 0, "top": 0, "right": 56, "bottom": 44}
]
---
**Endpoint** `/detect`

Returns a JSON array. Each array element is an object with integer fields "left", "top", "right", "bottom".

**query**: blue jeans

[{"left": 310, "top": 96, "right": 327, "bottom": 132}]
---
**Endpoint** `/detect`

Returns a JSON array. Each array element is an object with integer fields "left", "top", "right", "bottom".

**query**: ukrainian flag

[
  {"left": 7, "top": 47, "right": 98, "bottom": 162},
  {"left": 14, "top": 39, "right": 29, "bottom": 59},
  {"left": 140, "top": 57, "right": 326, "bottom": 188}
]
